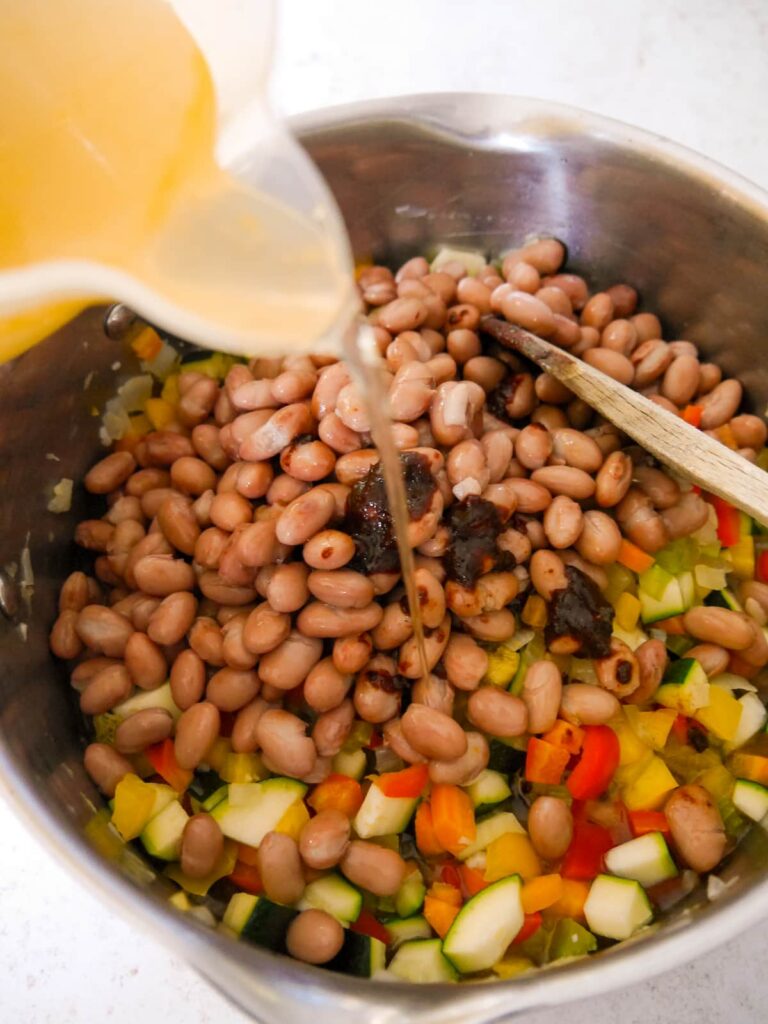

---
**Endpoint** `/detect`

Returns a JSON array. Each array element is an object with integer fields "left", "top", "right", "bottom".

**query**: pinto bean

[
  {"left": 632, "top": 466, "right": 681, "bottom": 510},
  {"left": 312, "top": 699, "right": 355, "bottom": 757},
  {"left": 730, "top": 414, "right": 768, "bottom": 449},
  {"left": 85, "top": 451, "right": 136, "bottom": 494},
  {"left": 353, "top": 666, "right": 401, "bottom": 724},
  {"left": 206, "top": 666, "right": 260, "bottom": 711},
  {"left": 616, "top": 488, "right": 669, "bottom": 553},
  {"left": 50, "top": 609, "right": 84, "bottom": 659},
  {"left": 686, "top": 643, "right": 729, "bottom": 678},
  {"left": 114, "top": 707, "right": 173, "bottom": 754},
  {"left": 256, "top": 709, "right": 316, "bottom": 779},
  {"left": 76, "top": 605, "right": 133, "bottom": 657},
  {"left": 75, "top": 519, "right": 115, "bottom": 552},
  {"left": 515, "top": 424, "right": 552, "bottom": 470},
  {"left": 683, "top": 606, "right": 754, "bottom": 650},
  {"left": 299, "top": 809, "right": 351, "bottom": 870},
  {"left": 230, "top": 698, "right": 270, "bottom": 754},
  {"left": 550, "top": 428, "right": 603, "bottom": 473},
  {"left": 132, "top": 555, "right": 195, "bottom": 596},
  {"left": 665, "top": 784, "right": 727, "bottom": 872},
  {"left": 595, "top": 451, "right": 633, "bottom": 508},
  {"left": 304, "top": 658, "right": 352, "bottom": 713},
  {"left": 146, "top": 592, "right": 197, "bottom": 646},
  {"left": 543, "top": 495, "right": 584, "bottom": 550},
  {"left": 699, "top": 379, "right": 742, "bottom": 429},
  {"left": 169, "top": 649, "right": 206, "bottom": 709},
  {"left": 258, "top": 631, "right": 323, "bottom": 690},
  {"left": 241, "top": 602, "right": 291, "bottom": 655},
  {"left": 528, "top": 796, "right": 573, "bottom": 861},
  {"left": 258, "top": 831, "right": 305, "bottom": 905},
  {"left": 401, "top": 704, "right": 467, "bottom": 761},
  {"left": 332, "top": 633, "right": 373, "bottom": 674},
  {"left": 265, "top": 562, "right": 310, "bottom": 614},
  {"left": 340, "top": 840, "right": 407, "bottom": 897},
  {"left": 398, "top": 614, "right": 451, "bottom": 678},
  {"left": 429, "top": 731, "right": 489, "bottom": 786},
  {"left": 123, "top": 632, "right": 166, "bottom": 690},
  {"left": 443, "top": 633, "right": 488, "bottom": 691},
  {"left": 594, "top": 638, "right": 640, "bottom": 697},
  {"left": 530, "top": 549, "right": 568, "bottom": 600},
  {"left": 286, "top": 910, "right": 345, "bottom": 965},
  {"left": 626, "top": 639, "right": 668, "bottom": 704},
  {"left": 662, "top": 492, "right": 710, "bottom": 540},
  {"left": 522, "top": 661, "right": 562, "bottom": 733},
  {"left": 576, "top": 510, "right": 622, "bottom": 565},
  {"left": 83, "top": 743, "right": 134, "bottom": 797},
  {"left": 307, "top": 570, "right": 374, "bottom": 610},
  {"left": 302, "top": 530, "right": 356, "bottom": 571},
  {"left": 501, "top": 290, "right": 556, "bottom": 336},
  {"left": 181, "top": 814, "right": 224, "bottom": 879},
  {"left": 468, "top": 687, "right": 528, "bottom": 737},
  {"left": 297, "top": 602, "right": 383, "bottom": 639},
  {"left": 80, "top": 663, "right": 133, "bottom": 714},
  {"left": 463, "top": 609, "right": 517, "bottom": 642},
  {"left": 560, "top": 684, "right": 620, "bottom": 725},
  {"left": 531, "top": 465, "right": 595, "bottom": 500}
]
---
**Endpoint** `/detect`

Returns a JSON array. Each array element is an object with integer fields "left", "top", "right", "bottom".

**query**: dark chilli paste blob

[
  {"left": 345, "top": 451, "right": 436, "bottom": 574},
  {"left": 444, "top": 496, "right": 506, "bottom": 588},
  {"left": 545, "top": 565, "right": 613, "bottom": 658},
  {"left": 487, "top": 373, "right": 529, "bottom": 423}
]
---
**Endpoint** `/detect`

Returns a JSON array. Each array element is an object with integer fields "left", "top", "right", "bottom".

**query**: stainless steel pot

[{"left": 1, "top": 94, "right": 768, "bottom": 1024}]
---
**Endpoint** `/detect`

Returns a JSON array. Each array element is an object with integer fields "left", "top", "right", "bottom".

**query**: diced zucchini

[
  {"left": 201, "top": 785, "right": 229, "bottom": 813},
  {"left": 300, "top": 873, "right": 362, "bottom": 924},
  {"left": 705, "top": 588, "right": 743, "bottom": 612},
  {"left": 211, "top": 778, "right": 307, "bottom": 847},
  {"left": 113, "top": 681, "right": 182, "bottom": 721},
  {"left": 604, "top": 832, "right": 678, "bottom": 888},
  {"left": 656, "top": 659, "right": 710, "bottom": 714},
  {"left": 140, "top": 800, "right": 189, "bottom": 860},
  {"left": 188, "top": 770, "right": 226, "bottom": 805},
  {"left": 354, "top": 783, "right": 417, "bottom": 839},
  {"left": 382, "top": 915, "right": 433, "bottom": 949},
  {"left": 549, "top": 918, "right": 597, "bottom": 959},
  {"left": 465, "top": 769, "right": 512, "bottom": 812},
  {"left": 332, "top": 746, "right": 367, "bottom": 780},
  {"left": 223, "top": 893, "right": 297, "bottom": 950},
  {"left": 443, "top": 875, "right": 524, "bottom": 974},
  {"left": 326, "top": 932, "right": 386, "bottom": 978},
  {"left": 732, "top": 779, "right": 768, "bottom": 823},
  {"left": 388, "top": 938, "right": 459, "bottom": 983},
  {"left": 457, "top": 811, "right": 525, "bottom": 862},
  {"left": 584, "top": 875, "right": 653, "bottom": 940},
  {"left": 638, "top": 566, "right": 685, "bottom": 624},
  {"left": 394, "top": 864, "right": 426, "bottom": 918},
  {"left": 430, "top": 246, "right": 486, "bottom": 277},
  {"left": 677, "top": 571, "right": 695, "bottom": 612}
]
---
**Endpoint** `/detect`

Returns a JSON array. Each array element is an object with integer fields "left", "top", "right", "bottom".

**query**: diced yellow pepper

[
  {"left": 165, "top": 840, "right": 238, "bottom": 897},
  {"left": 111, "top": 773, "right": 156, "bottom": 840},
  {"left": 206, "top": 737, "right": 232, "bottom": 773},
  {"left": 169, "top": 891, "right": 191, "bottom": 911},
  {"left": 484, "top": 646, "right": 520, "bottom": 688},
  {"left": 275, "top": 799, "right": 311, "bottom": 841},
  {"left": 615, "top": 592, "right": 641, "bottom": 632},
  {"left": 220, "top": 752, "right": 268, "bottom": 784},
  {"left": 725, "top": 535, "right": 755, "bottom": 580},
  {"left": 144, "top": 397, "right": 177, "bottom": 430},
  {"left": 611, "top": 716, "right": 651, "bottom": 767},
  {"left": 625, "top": 706, "right": 677, "bottom": 750},
  {"left": 485, "top": 832, "right": 542, "bottom": 883},
  {"left": 521, "top": 874, "right": 564, "bottom": 914},
  {"left": 522, "top": 595, "right": 548, "bottom": 628},
  {"left": 131, "top": 325, "right": 163, "bottom": 362},
  {"left": 621, "top": 755, "right": 678, "bottom": 811},
  {"left": 180, "top": 353, "right": 237, "bottom": 380},
  {"left": 545, "top": 879, "right": 590, "bottom": 921},
  {"left": 492, "top": 955, "right": 534, "bottom": 979},
  {"left": 694, "top": 686, "right": 743, "bottom": 742},
  {"left": 161, "top": 373, "right": 180, "bottom": 405},
  {"left": 84, "top": 808, "right": 125, "bottom": 861}
]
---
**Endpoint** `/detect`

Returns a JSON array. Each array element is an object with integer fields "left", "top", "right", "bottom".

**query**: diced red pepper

[
  {"left": 566, "top": 725, "right": 620, "bottom": 800},
  {"left": 511, "top": 912, "right": 543, "bottom": 945},
  {"left": 228, "top": 861, "right": 264, "bottom": 894},
  {"left": 440, "top": 862, "right": 462, "bottom": 890},
  {"left": 526, "top": 737, "right": 570, "bottom": 785},
  {"left": 628, "top": 810, "right": 670, "bottom": 837},
  {"left": 350, "top": 909, "right": 390, "bottom": 945},
  {"left": 561, "top": 820, "right": 613, "bottom": 880},
  {"left": 709, "top": 495, "right": 741, "bottom": 547},
  {"left": 367, "top": 730, "right": 383, "bottom": 749},
  {"left": 459, "top": 863, "right": 489, "bottom": 897},
  {"left": 757, "top": 550, "right": 768, "bottom": 584},
  {"left": 681, "top": 404, "right": 703, "bottom": 428},
  {"left": 671, "top": 714, "right": 690, "bottom": 745},
  {"left": 376, "top": 762, "right": 430, "bottom": 798},
  {"left": 144, "top": 739, "right": 192, "bottom": 793}
]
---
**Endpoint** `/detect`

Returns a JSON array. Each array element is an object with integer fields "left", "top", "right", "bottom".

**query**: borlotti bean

[{"left": 54, "top": 239, "right": 768, "bottom": 979}]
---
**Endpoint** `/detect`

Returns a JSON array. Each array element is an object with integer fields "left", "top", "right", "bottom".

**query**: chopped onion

[
  {"left": 47, "top": 478, "right": 74, "bottom": 513},
  {"left": 694, "top": 564, "right": 727, "bottom": 591}
]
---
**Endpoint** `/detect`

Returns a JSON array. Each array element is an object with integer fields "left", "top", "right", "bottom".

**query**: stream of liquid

[{"left": 0, "top": 0, "right": 429, "bottom": 678}]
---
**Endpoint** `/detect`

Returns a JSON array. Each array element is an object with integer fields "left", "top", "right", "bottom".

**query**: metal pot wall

[{"left": 1, "top": 94, "right": 768, "bottom": 1024}]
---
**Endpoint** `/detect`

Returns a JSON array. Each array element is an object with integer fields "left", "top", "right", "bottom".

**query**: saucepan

[{"left": 1, "top": 94, "right": 768, "bottom": 1024}]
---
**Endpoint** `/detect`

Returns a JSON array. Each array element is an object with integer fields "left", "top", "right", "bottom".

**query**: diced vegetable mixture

[{"left": 51, "top": 239, "right": 768, "bottom": 981}]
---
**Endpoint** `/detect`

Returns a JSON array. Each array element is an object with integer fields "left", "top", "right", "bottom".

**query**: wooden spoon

[{"left": 482, "top": 316, "right": 768, "bottom": 529}]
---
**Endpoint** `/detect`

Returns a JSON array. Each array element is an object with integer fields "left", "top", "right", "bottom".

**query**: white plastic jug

[{"left": 0, "top": 0, "right": 358, "bottom": 362}]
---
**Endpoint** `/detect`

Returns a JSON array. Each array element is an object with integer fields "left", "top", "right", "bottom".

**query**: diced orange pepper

[
  {"left": 545, "top": 878, "right": 590, "bottom": 920},
  {"left": 511, "top": 912, "right": 542, "bottom": 945},
  {"left": 430, "top": 784, "right": 476, "bottom": 855},
  {"left": 521, "top": 594, "right": 548, "bottom": 628},
  {"left": 521, "top": 874, "right": 564, "bottom": 914},
  {"left": 131, "top": 325, "right": 163, "bottom": 362},
  {"left": 616, "top": 539, "right": 655, "bottom": 574},
  {"left": 307, "top": 774, "right": 363, "bottom": 817},
  {"left": 145, "top": 739, "right": 193, "bottom": 793},
  {"left": 427, "top": 881, "right": 462, "bottom": 907},
  {"left": 376, "top": 763, "right": 429, "bottom": 798},
  {"left": 423, "top": 895, "right": 460, "bottom": 939},
  {"left": 717, "top": 423, "right": 738, "bottom": 450},
  {"left": 727, "top": 752, "right": 768, "bottom": 786},
  {"left": 628, "top": 810, "right": 670, "bottom": 837},
  {"left": 236, "top": 842, "right": 260, "bottom": 867},
  {"left": 525, "top": 738, "right": 570, "bottom": 785},
  {"left": 459, "top": 863, "right": 489, "bottom": 897},
  {"left": 681, "top": 404, "right": 703, "bottom": 428},
  {"left": 228, "top": 861, "right": 264, "bottom": 895},
  {"left": 542, "top": 719, "right": 584, "bottom": 755},
  {"left": 654, "top": 615, "right": 687, "bottom": 635},
  {"left": 415, "top": 801, "right": 446, "bottom": 857}
]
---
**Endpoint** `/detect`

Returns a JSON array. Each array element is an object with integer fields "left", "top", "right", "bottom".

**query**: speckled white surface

[{"left": 3, "top": 1, "right": 768, "bottom": 1021}]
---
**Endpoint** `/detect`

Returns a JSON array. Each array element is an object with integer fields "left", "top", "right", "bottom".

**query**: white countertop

[{"left": 4, "top": 1, "right": 768, "bottom": 1021}]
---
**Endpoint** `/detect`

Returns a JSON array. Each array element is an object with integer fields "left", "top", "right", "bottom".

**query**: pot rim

[{"left": 3, "top": 92, "right": 768, "bottom": 1022}]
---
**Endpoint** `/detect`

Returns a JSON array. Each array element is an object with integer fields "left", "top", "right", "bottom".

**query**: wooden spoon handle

[{"left": 483, "top": 316, "right": 768, "bottom": 529}]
